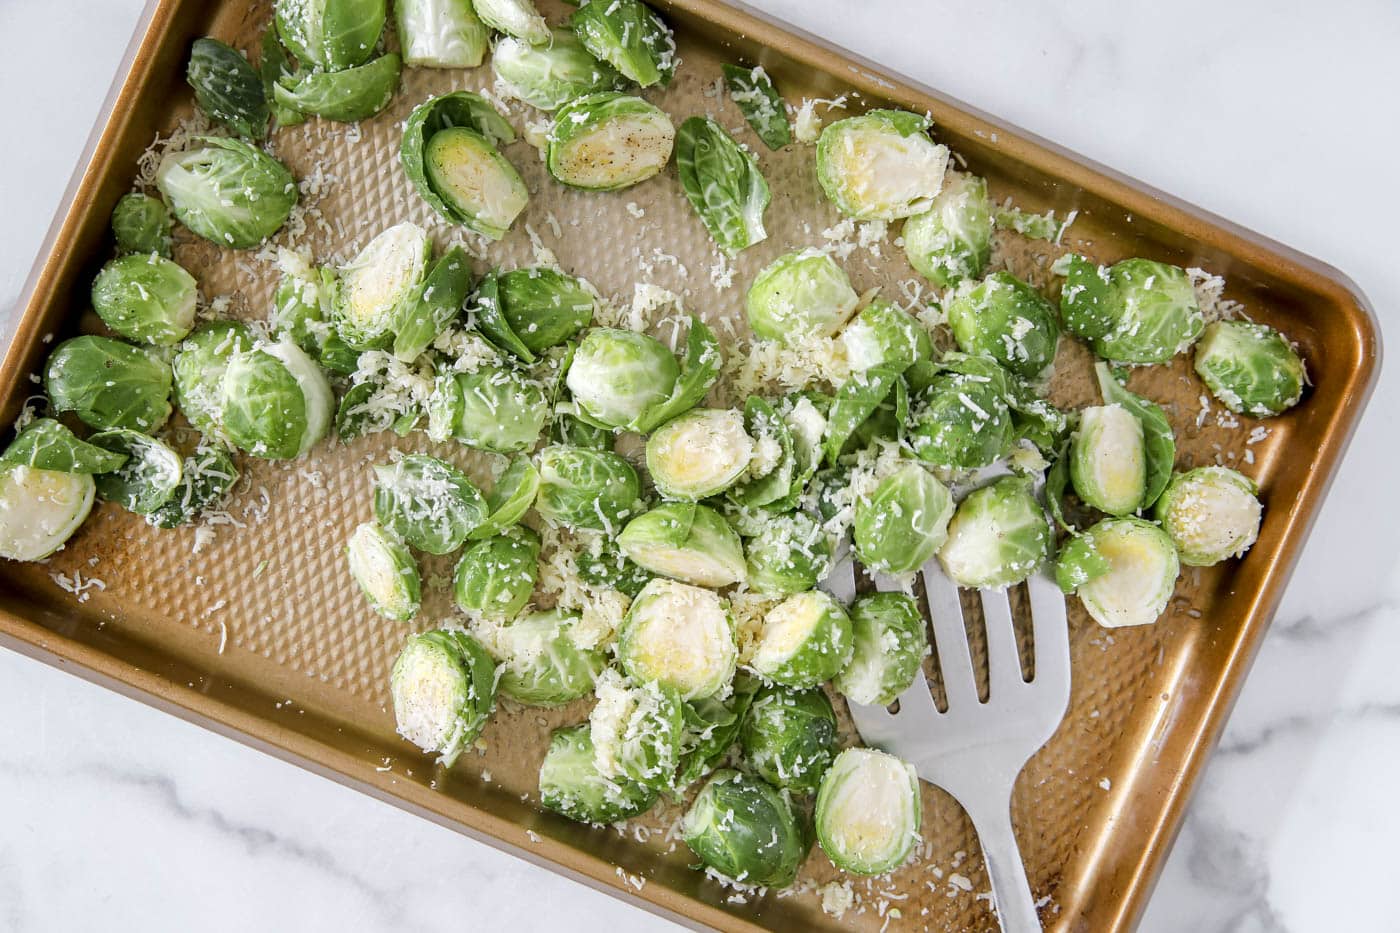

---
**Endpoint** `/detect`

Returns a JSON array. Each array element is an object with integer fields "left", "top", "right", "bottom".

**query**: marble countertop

[{"left": 2, "top": 1, "right": 1396, "bottom": 930}]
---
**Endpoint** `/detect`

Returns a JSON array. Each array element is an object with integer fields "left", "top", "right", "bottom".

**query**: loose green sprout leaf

[
  {"left": 994, "top": 203, "right": 1070, "bottom": 241},
  {"left": 1194, "top": 320, "right": 1306, "bottom": 417},
  {"left": 566, "top": 328, "right": 679, "bottom": 429},
  {"left": 618, "top": 577, "right": 737, "bottom": 700},
  {"left": 576, "top": 533, "right": 652, "bottom": 598},
  {"left": 840, "top": 300, "right": 933, "bottom": 375},
  {"left": 902, "top": 172, "right": 993, "bottom": 288},
  {"left": 393, "top": 246, "right": 471, "bottom": 363},
  {"left": 848, "top": 375, "right": 908, "bottom": 452},
  {"left": 619, "top": 502, "right": 747, "bottom": 588},
  {"left": 761, "top": 394, "right": 826, "bottom": 512},
  {"left": 854, "top": 463, "right": 955, "bottom": 575},
  {"left": 1045, "top": 443, "right": 1075, "bottom": 534},
  {"left": 373, "top": 454, "right": 487, "bottom": 554},
  {"left": 479, "top": 267, "right": 596, "bottom": 361},
  {"left": 729, "top": 396, "right": 795, "bottom": 508},
  {"left": 451, "top": 367, "right": 549, "bottom": 452},
  {"left": 394, "top": 0, "right": 488, "bottom": 68},
  {"left": 1154, "top": 466, "right": 1262, "bottom": 566},
  {"left": 588, "top": 668, "right": 685, "bottom": 791},
  {"left": 749, "top": 590, "right": 854, "bottom": 689},
  {"left": 835, "top": 592, "right": 928, "bottom": 707},
  {"left": 744, "top": 511, "right": 832, "bottom": 596},
  {"left": 148, "top": 445, "right": 240, "bottom": 529},
  {"left": 274, "top": 53, "right": 401, "bottom": 123},
  {"left": 1060, "top": 256, "right": 1204, "bottom": 364},
  {"left": 632, "top": 315, "right": 723, "bottom": 434},
  {"left": 945, "top": 271, "right": 1060, "bottom": 381},
  {"left": 822, "top": 365, "right": 901, "bottom": 466},
  {"left": 740, "top": 685, "right": 837, "bottom": 794},
  {"left": 1053, "top": 531, "right": 1110, "bottom": 594},
  {"left": 569, "top": 0, "right": 677, "bottom": 88},
  {"left": 272, "top": 250, "right": 332, "bottom": 356},
  {"left": 547, "top": 93, "right": 676, "bottom": 191},
  {"left": 816, "top": 109, "right": 949, "bottom": 221},
  {"left": 1070, "top": 404, "right": 1146, "bottom": 517},
  {"left": 91, "top": 253, "right": 198, "bottom": 346},
  {"left": 110, "top": 193, "right": 173, "bottom": 257},
  {"left": 335, "top": 223, "right": 431, "bottom": 350},
  {"left": 221, "top": 341, "right": 334, "bottom": 459},
  {"left": 646, "top": 408, "right": 754, "bottom": 501},
  {"left": 488, "top": 609, "right": 606, "bottom": 706},
  {"left": 187, "top": 38, "right": 269, "bottom": 139},
  {"left": 45, "top": 336, "right": 173, "bottom": 433},
  {"left": 909, "top": 354, "right": 1015, "bottom": 470},
  {"left": 155, "top": 137, "right": 297, "bottom": 249},
  {"left": 938, "top": 475, "right": 1051, "bottom": 588},
  {"left": 346, "top": 521, "right": 421, "bottom": 620},
  {"left": 1094, "top": 362, "right": 1175, "bottom": 509},
  {"left": 0, "top": 465, "right": 95, "bottom": 562},
  {"left": 492, "top": 29, "right": 624, "bottom": 110},
  {"left": 391, "top": 630, "right": 498, "bottom": 766},
  {"left": 1069, "top": 517, "right": 1179, "bottom": 628},
  {"left": 682, "top": 770, "right": 808, "bottom": 888},
  {"left": 539, "top": 725, "right": 658, "bottom": 824},
  {"left": 468, "top": 456, "right": 540, "bottom": 540},
  {"left": 274, "top": 0, "right": 386, "bottom": 72},
  {"left": 2, "top": 419, "right": 127, "bottom": 474},
  {"left": 1009, "top": 382, "right": 1071, "bottom": 456},
  {"left": 470, "top": 273, "right": 534, "bottom": 361},
  {"left": 676, "top": 116, "right": 770, "bottom": 255},
  {"left": 474, "top": 0, "right": 549, "bottom": 43},
  {"left": 815, "top": 748, "right": 921, "bottom": 876},
  {"left": 746, "top": 249, "right": 858, "bottom": 345},
  {"left": 672, "top": 675, "right": 758, "bottom": 790},
  {"left": 722, "top": 64, "right": 790, "bottom": 150},
  {"left": 333, "top": 381, "right": 379, "bottom": 442},
  {"left": 88, "top": 430, "right": 182, "bottom": 515},
  {"left": 534, "top": 445, "right": 641, "bottom": 532},
  {"left": 453, "top": 526, "right": 540, "bottom": 618},
  {"left": 259, "top": 28, "right": 305, "bottom": 128}
]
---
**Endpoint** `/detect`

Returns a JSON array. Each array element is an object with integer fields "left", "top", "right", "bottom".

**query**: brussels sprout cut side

[
  {"left": 91, "top": 253, "right": 198, "bottom": 347},
  {"left": 618, "top": 578, "right": 737, "bottom": 700},
  {"left": 816, "top": 109, "right": 949, "bottom": 221},
  {"left": 155, "top": 137, "right": 297, "bottom": 250},
  {"left": 902, "top": 172, "right": 993, "bottom": 288},
  {"left": 0, "top": 466, "right": 95, "bottom": 562},
  {"left": 335, "top": 223, "right": 431, "bottom": 350},
  {"left": 682, "top": 770, "right": 807, "bottom": 888},
  {"left": 1194, "top": 320, "right": 1306, "bottom": 417},
  {"left": 749, "top": 590, "right": 853, "bottom": 689},
  {"left": 395, "top": 0, "right": 488, "bottom": 69},
  {"left": 938, "top": 476, "right": 1051, "bottom": 589},
  {"left": 1068, "top": 518, "right": 1179, "bottom": 628},
  {"left": 1155, "top": 466, "right": 1262, "bottom": 566},
  {"left": 815, "top": 748, "right": 922, "bottom": 876},
  {"left": 854, "top": 463, "right": 954, "bottom": 575},
  {"left": 492, "top": 30, "right": 624, "bottom": 111},
  {"left": 173, "top": 321, "right": 254, "bottom": 439},
  {"left": 746, "top": 249, "right": 857, "bottom": 346},
  {"left": 740, "top": 685, "right": 837, "bottom": 794},
  {"left": 618, "top": 502, "right": 747, "bottom": 588},
  {"left": 346, "top": 522, "right": 422, "bottom": 621},
  {"left": 391, "top": 630, "right": 498, "bottom": 766},
  {"left": 540, "top": 725, "right": 657, "bottom": 824},
  {"left": 547, "top": 94, "right": 676, "bottom": 191},
  {"left": 646, "top": 408, "right": 754, "bottom": 501},
  {"left": 835, "top": 591, "right": 928, "bottom": 707},
  {"left": 1070, "top": 404, "right": 1146, "bottom": 517}
]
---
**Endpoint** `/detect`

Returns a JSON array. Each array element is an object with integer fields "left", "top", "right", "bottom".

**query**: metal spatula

[{"left": 823, "top": 500, "right": 1070, "bottom": 932}]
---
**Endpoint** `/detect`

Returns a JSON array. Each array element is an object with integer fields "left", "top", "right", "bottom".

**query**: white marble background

[{"left": 2, "top": 1, "right": 1397, "bottom": 930}]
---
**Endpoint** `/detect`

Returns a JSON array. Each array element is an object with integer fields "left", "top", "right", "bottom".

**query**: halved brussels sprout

[
  {"left": 334, "top": 223, "right": 430, "bottom": 350},
  {"left": 938, "top": 475, "right": 1051, "bottom": 588},
  {"left": 547, "top": 93, "right": 676, "bottom": 191},
  {"left": 815, "top": 747, "right": 921, "bottom": 876},
  {"left": 740, "top": 685, "right": 837, "bottom": 794},
  {"left": 618, "top": 502, "right": 747, "bottom": 588},
  {"left": 487, "top": 608, "right": 606, "bottom": 706},
  {"left": 945, "top": 272, "right": 1060, "bottom": 381},
  {"left": 476, "top": 268, "right": 596, "bottom": 362},
  {"left": 840, "top": 299, "right": 933, "bottom": 374},
  {"left": 534, "top": 445, "right": 641, "bottom": 532},
  {"left": 835, "top": 591, "right": 928, "bottom": 707},
  {"left": 744, "top": 511, "right": 832, "bottom": 596},
  {"left": 722, "top": 63, "right": 790, "bottom": 151},
  {"left": 273, "top": 53, "right": 401, "bottom": 123},
  {"left": 1060, "top": 256, "right": 1204, "bottom": 364},
  {"left": 618, "top": 578, "right": 737, "bottom": 700},
  {"left": 1070, "top": 404, "right": 1146, "bottom": 517},
  {"left": 816, "top": 109, "right": 948, "bottom": 221},
  {"left": 0, "top": 465, "right": 95, "bottom": 562},
  {"left": 45, "top": 335, "right": 173, "bottom": 433},
  {"left": 746, "top": 249, "right": 858, "bottom": 346},
  {"left": 148, "top": 445, "right": 240, "bottom": 529},
  {"left": 110, "top": 192, "right": 173, "bottom": 257},
  {"left": 748, "top": 590, "right": 853, "bottom": 689},
  {"left": 2, "top": 419, "right": 127, "bottom": 475},
  {"left": 453, "top": 526, "right": 540, "bottom": 618},
  {"left": 902, "top": 172, "right": 993, "bottom": 288},
  {"left": 569, "top": 0, "right": 676, "bottom": 88},
  {"left": 492, "top": 29, "right": 624, "bottom": 110},
  {"left": 1194, "top": 320, "right": 1306, "bottom": 417},
  {"left": 854, "top": 463, "right": 955, "bottom": 575},
  {"left": 451, "top": 367, "right": 549, "bottom": 452},
  {"left": 474, "top": 0, "right": 548, "bottom": 43},
  {"left": 271, "top": 249, "right": 344, "bottom": 367},
  {"left": 89, "top": 430, "right": 183, "bottom": 515},
  {"left": 172, "top": 320, "right": 254, "bottom": 438},
  {"left": 588, "top": 668, "right": 684, "bottom": 790},
  {"left": 1071, "top": 517, "right": 1179, "bottom": 628},
  {"left": 676, "top": 116, "right": 770, "bottom": 255},
  {"left": 909, "top": 355, "right": 1015, "bottom": 470},
  {"left": 155, "top": 137, "right": 297, "bottom": 249},
  {"left": 390, "top": 630, "right": 498, "bottom": 766},
  {"left": 646, "top": 408, "right": 754, "bottom": 501},
  {"left": 1154, "top": 466, "right": 1262, "bottom": 567},
  {"left": 221, "top": 341, "right": 334, "bottom": 459},
  {"left": 566, "top": 328, "right": 679, "bottom": 429},
  {"left": 345, "top": 521, "right": 421, "bottom": 620},
  {"left": 274, "top": 0, "right": 385, "bottom": 72},
  {"left": 539, "top": 724, "right": 658, "bottom": 824},
  {"left": 373, "top": 454, "right": 487, "bottom": 554},
  {"left": 394, "top": 0, "right": 488, "bottom": 68},
  {"left": 681, "top": 769, "right": 807, "bottom": 888},
  {"left": 187, "top": 38, "right": 269, "bottom": 140}
]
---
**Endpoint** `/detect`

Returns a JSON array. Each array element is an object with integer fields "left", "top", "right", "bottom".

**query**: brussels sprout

[
  {"left": 186, "top": 38, "right": 268, "bottom": 139},
  {"left": 646, "top": 408, "right": 753, "bottom": 501},
  {"left": 547, "top": 93, "right": 676, "bottom": 191},
  {"left": 676, "top": 117, "right": 770, "bottom": 255},
  {"left": 465, "top": 456, "right": 540, "bottom": 541},
  {"left": 394, "top": 246, "right": 471, "bottom": 363},
  {"left": 271, "top": 250, "right": 345, "bottom": 364},
  {"left": 148, "top": 445, "right": 240, "bottom": 529},
  {"left": 155, "top": 137, "right": 297, "bottom": 249},
  {"left": 45, "top": 336, "right": 173, "bottom": 433},
  {"left": 1093, "top": 362, "right": 1175, "bottom": 510},
  {"left": 391, "top": 630, "right": 498, "bottom": 766},
  {"left": 740, "top": 685, "right": 837, "bottom": 794},
  {"left": 577, "top": 535, "right": 652, "bottom": 598},
  {"left": 492, "top": 29, "right": 623, "bottom": 110},
  {"left": 473, "top": 0, "right": 548, "bottom": 43},
  {"left": 748, "top": 590, "right": 853, "bottom": 689},
  {"left": 274, "top": 0, "right": 386, "bottom": 72},
  {"left": 909, "top": 355, "right": 1015, "bottom": 470},
  {"left": 821, "top": 365, "right": 901, "bottom": 466},
  {"left": 815, "top": 747, "right": 921, "bottom": 876},
  {"left": 489, "top": 609, "right": 606, "bottom": 706},
  {"left": 221, "top": 341, "right": 333, "bottom": 459},
  {"left": 400, "top": 92, "right": 525, "bottom": 239},
  {"left": 87, "top": 430, "right": 182, "bottom": 515},
  {"left": 938, "top": 475, "right": 1051, "bottom": 588},
  {"left": 854, "top": 463, "right": 955, "bottom": 575},
  {"left": 1154, "top": 466, "right": 1262, "bottom": 566},
  {"left": 110, "top": 192, "right": 173, "bottom": 257},
  {"left": 618, "top": 502, "right": 747, "bottom": 588},
  {"left": 394, "top": 0, "right": 488, "bottom": 68},
  {"left": 566, "top": 328, "right": 679, "bottom": 429},
  {"left": 260, "top": 27, "right": 304, "bottom": 128},
  {"left": 681, "top": 770, "right": 807, "bottom": 888},
  {"left": 945, "top": 272, "right": 1060, "bottom": 381},
  {"left": 1060, "top": 256, "right": 1204, "bottom": 364},
  {"left": 618, "top": 578, "right": 737, "bottom": 700},
  {"left": 588, "top": 668, "right": 684, "bottom": 790},
  {"left": 631, "top": 315, "right": 723, "bottom": 434},
  {"left": 346, "top": 521, "right": 421, "bottom": 620},
  {"left": 170, "top": 321, "right": 253, "bottom": 438},
  {"left": 539, "top": 725, "right": 658, "bottom": 824},
  {"left": 373, "top": 454, "right": 487, "bottom": 554},
  {"left": 333, "top": 223, "right": 430, "bottom": 349},
  {"left": 569, "top": 0, "right": 676, "bottom": 88},
  {"left": 1070, "top": 517, "right": 1179, "bottom": 628},
  {"left": 744, "top": 511, "right": 832, "bottom": 596},
  {"left": 746, "top": 249, "right": 858, "bottom": 345},
  {"left": 2, "top": 419, "right": 126, "bottom": 475},
  {"left": 1070, "top": 404, "right": 1145, "bottom": 517},
  {"left": 273, "top": 53, "right": 401, "bottom": 123},
  {"left": 673, "top": 675, "right": 759, "bottom": 789},
  {"left": 453, "top": 526, "right": 540, "bottom": 618},
  {"left": 475, "top": 268, "right": 595, "bottom": 362},
  {"left": 448, "top": 367, "right": 549, "bottom": 453},
  {"left": 840, "top": 299, "right": 933, "bottom": 374},
  {"left": 816, "top": 109, "right": 948, "bottom": 221},
  {"left": 902, "top": 172, "right": 993, "bottom": 288},
  {"left": 532, "top": 445, "right": 639, "bottom": 532},
  {"left": 0, "top": 465, "right": 95, "bottom": 562},
  {"left": 1194, "top": 320, "right": 1306, "bottom": 417},
  {"left": 90, "top": 253, "right": 198, "bottom": 347},
  {"left": 836, "top": 590, "right": 929, "bottom": 707},
  {"left": 1009, "top": 382, "right": 1071, "bottom": 456},
  {"left": 722, "top": 63, "right": 790, "bottom": 150}
]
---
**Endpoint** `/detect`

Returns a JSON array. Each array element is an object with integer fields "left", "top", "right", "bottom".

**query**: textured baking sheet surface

[{"left": 0, "top": 0, "right": 1371, "bottom": 930}]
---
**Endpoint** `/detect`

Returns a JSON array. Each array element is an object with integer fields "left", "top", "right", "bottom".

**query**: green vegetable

[
  {"left": 1069, "top": 404, "right": 1145, "bottom": 516},
  {"left": 488, "top": 609, "right": 606, "bottom": 706},
  {"left": 345, "top": 521, "right": 421, "bottom": 620},
  {"left": 186, "top": 38, "right": 268, "bottom": 139},
  {"left": 394, "top": 245, "right": 471, "bottom": 363},
  {"left": 273, "top": 53, "right": 401, "bottom": 123},
  {"left": 565, "top": 328, "right": 679, "bottom": 429},
  {"left": 155, "top": 137, "right": 297, "bottom": 249},
  {"left": 854, "top": 463, "right": 955, "bottom": 574},
  {"left": 373, "top": 454, "right": 487, "bottom": 554},
  {"left": 835, "top": 591, "right": 928, "bottom": 707},
  {"left": 90, "top": 253, "right": 198, "bottom": 346},
  {"left": 468, "top": 456, "right": 540, "bottom": 540},
  {"left": 1053, "top": 531, "right": 1110, "bottom": 594},
  {"left": 450, "top": 367, "right": 549, "bottom": 452},
  {"left": 587, "top": 668, "right": 684, "bottom": 790},
  {"left": 618, "top": 502, "right": 747, "bottom": 588},
  {"left": 539, "top": 725, "right": 657, "bottom": 824},
  {"left": 394, "top": 0, "right": 488, "bottom": 68},
  {"left": 673, "top": 676, "right": 758, "bottom": 790},
  {"left": 909, "top": 355, "right": 1015, "bottom": 470},
  {"left": 1093, "top": 362, "right": 1175, "bottom": 509},
  {"left": 2, "top": 419, "right": 127, "bottom": 474},
  {"left": 173, "top": 321, "right": 255, "bottom": 438},
  {"left": 676, "top": 116, "right": 770, "bottom": 255},
  {"left": 631, "top": 315, "right": 723, "bottom": 433},
  {"left": 334, "top": 222, "right": 431, "bottom": 350},
  {"left": 1194, "top": 320, "right": 1306, "bottom": 417},
  {"left": 816, "top": 109, "right": 948, "bottom": 220},
  {"left": 618, "top": 578, "right": 737, "bottom": 700},
  {"left": 274, "top": 0, "right": 386, "bottom": 72},
  {"left": 840, "top": 299, "right": 933, "bottom": 374},
  {"left": 88, "top": 430, "right": 182, "bottom": 515},
  {"left": 546, "top": 92, "right": 676, "bottom": 192},
  {"left": 681, "top": 770, "right": 807, "bottom": 888},
  {"left": 148, "top": 445, "right": 240, "bottom": 529},
  {"left": 646, "top": 408, "right": 753, "bottom": 501},
  {"left": 576, "top": 535, "right": 651, "bottom": 598},
  {"left": 569, "top": 0, "right": 676, "bottom": 88},
  {"left": 1154, "top": 466, "right": 1262, "bottom": 566},
  {"left": 722, "top": 63, "right": 790, "bottom": 150},
  {"left": 474, "top": 267, "right": 595, "bottom": 362},
  {"left": 453, "top": 526, "right": 540, "bottom": 618},
  {"left": 746, "top": 249, "right": 857, "bottom": 345},
  {"left": 110, "top": 192, "right": 173, "bottom": 257},
  {"left": 822, "top": 365, "right": 901, "bottom": 465},
  {"left": 534, "top": 445, "right": 641, "bottom": 531},
  {"left": 474, "top": 0, "right": 549, "bottom": 44},
  {"left": 44, "top": 336, "right": 173, "bottom": 433},
  {"left": 748, "top": 590, "right": 853, "bottom": 689},
  {"left": 945, "top": 271, "right": 1060, "bottom": 381},
  {"left": 390, "top": 630, "right": 498, "bottom": 766},
  {"left": 744, "top": 511, "right": 831, "bottom": 596},
  {"left": 220, "top": 341, "right": 334, "bottom": 459},
  {"left": 1068, "top": 517, "right": 1179, "bottom": 628},
  {"left": 492, "top": 29, "right": 623, "bottom": 110},
  {"left": 259, "top": 27, "right": 304, "bottom": 128},
  {"left": 902, "top": 172, "right": 992, "bottom": 288},
  {"left": 815, "top": 748, "right": 921, "bottom": 875},
  {"left": 740, "top": 685, "right": 837, "bottom": 794},
  {"left": 1060, "top": 255, "right": 1204, "bottom": 364},
  {"left": 0, "top": 465, "right": 96, "bottom": 562},
  {"left": 938, "top": 475, "right": 1051, "bottom": 588}
]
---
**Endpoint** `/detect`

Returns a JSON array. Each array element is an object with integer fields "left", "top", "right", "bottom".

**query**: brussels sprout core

[
  {"left": 618, "top": 578, "right": 737, "bottom": 700},
  {"left": 1154, "top": 466, "right": 1262, "bottom": 566},
  {"left": 1070, "top": 404, "right": 1146, "bottom": 516},
  {"left": 1073, "top": 518, "right": 1179, "bottom": 628},
  {"left": 749, "top": 590, "right": 854, "bottom": 689},
  {"left": 0, "top": 465, "right": 95, "bottom": 562},
  {"left": 646, "top": 408, "right": 754, "bottom": 501},
  {"left": 815, "top": 747, "right": 922, "bottom": 876}
]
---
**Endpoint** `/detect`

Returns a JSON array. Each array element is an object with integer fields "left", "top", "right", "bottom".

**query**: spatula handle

[{"left": 969, "top": 801, "right": 1041, "bottom": 932}]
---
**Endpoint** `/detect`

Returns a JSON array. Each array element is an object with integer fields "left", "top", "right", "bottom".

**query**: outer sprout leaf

[
  {"left": 672, "top": 675, "right": 759, "bottom": 791},
  {"left": 633, "top": 315, "right": 722, "bottom": 433},
  {"left": 1045, "top": 443, "right": 1074, "bottom": 533},
  {"left": 274, "top": 0, "right": 387, "bottom": 72},
  {"left": 722, "top": 64, "right": 790, "bottom": 149},
  {"left": 728, "top": 395, "right": 794, "bottom": 508},
  {"left": 2, "top": 419, "right": 127, "bottom": 474},
  {"left": 823, "top": 365, "right": 901, "bottom": 465},
  {"left": 394, "top": 246, "right": 471, "bottom": 363},
  {"left": 187, "top": 38, "right": 269, "bottom": 140},
  {"left": 1094, "top": 362, "right": 1175, "bottom": 510},
  {"left": 260, "top": 28, "right": 305, "bottom": 128},
  {"left": 676, "top": 117, "right": 770, "bottom": 255},
  {"left": 569, "top": 0, "right": 677, "bottom": 88},
  {"left": 274, "top": 53, "right": 401, "bottom": 123}
]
